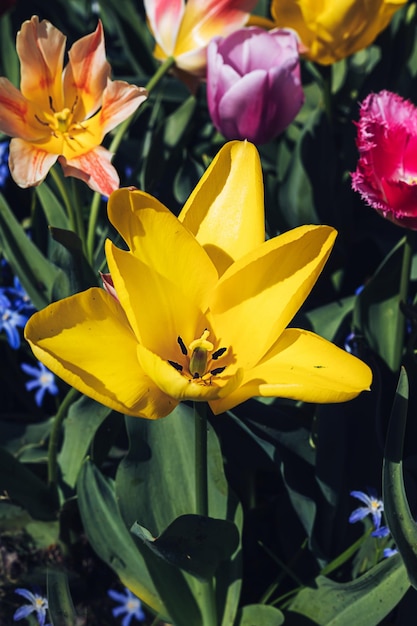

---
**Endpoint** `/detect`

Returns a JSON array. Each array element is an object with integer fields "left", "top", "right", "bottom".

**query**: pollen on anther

[{"left": 210, "top": 366, "right": 226, "bottom": 376}]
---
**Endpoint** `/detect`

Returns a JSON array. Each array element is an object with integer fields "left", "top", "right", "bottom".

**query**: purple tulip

[{"left": 207, "top": 27, "right": 304, "bottom": 145}]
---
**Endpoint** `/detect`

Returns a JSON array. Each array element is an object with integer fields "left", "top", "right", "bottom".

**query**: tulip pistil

[{"left": 169, "top": 330, "right": 228, "bottom": 384}]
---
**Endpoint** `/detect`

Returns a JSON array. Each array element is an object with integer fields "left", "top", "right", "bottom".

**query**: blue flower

[
  {"left": 108, "top": 587, "right": 146, "bottom": 626},
  {"left": 13, "top": 588, "right": 48, "bottom": 626},
  {"left": 7, "top": 276, "right": 36, "bottom": 313},
  {"left": 0, "top": 140, "right": 9, "bottom": 188},
  {"left": 383, "top": 546, "right": 399, "bottom": 558},
  {"left": 349, "top": 489, "right": 384, "bottom": 531},
  {"left": 21, "top": 361, "right": 58, "bottom": 407},
  {"left": 0, "top": 292, "right": 28, "bottom": 349}
]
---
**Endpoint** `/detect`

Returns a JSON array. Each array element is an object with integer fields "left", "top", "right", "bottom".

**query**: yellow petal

[
  {"left": 209, "top": 328, "right": 372, "bottom": 414},
  {"left": 179, "top": 141, "right": 265, "bottom": 275},
  {"left": 17, "top": 16, "right": 66, "bottom": 112},
  {"left": 137, "top": 342, "right": 243, "bottom": 402},
  {"left": 107, "top": 188, "right": 218, "bottom": 333},
  {"left": 271, "top": 0, "right": 406, "bottom": 64},
  {"left": 24, "top": 288, "right": 176, "bottom": 419},
  {"left": 211, "top": 225, "right": 336, "bottom": 369},
  {"left": 106, "top": 240, "right": 212, "bottom": 359}
]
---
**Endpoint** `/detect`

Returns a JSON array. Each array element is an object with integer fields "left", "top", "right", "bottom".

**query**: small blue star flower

[
  {"left": 108, "top": 587, "right": 145, "bottom": 626},
  {"left": 349, "top": 489, "right": 384, "bottom": 531},
  {"left": 13, "top": 588, "right": 48, "bottom": 626},
  {"left": 0, "top": 140, "right": 9, "bottom": 188},
  {"left": 7, "top": 276, "right": 36, "bottom": 313},
  {"left": 0, "top": 292, "right": 28, "bottom": 349},
  {"left": 21, "top": 361, "right": 58, "bottom": 407},
  {"left": 383, "top": 547, "right": 399, "bottom": 558}
]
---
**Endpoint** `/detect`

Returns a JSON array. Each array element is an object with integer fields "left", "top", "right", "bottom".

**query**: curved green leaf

[
  {"left": 116, "top": 405, "right": 243, "bottom": 626},
  {"left": 235, "top": 604, "right": 285, "bottom": 626},
  {"left": 76, "top": 460, "right": 166, "bottom": 616},
  {"left": 383, "top": 367, "right": 417, "bottom": 589},
  {"left": 47, "top": 570, "right": 78, "bottom": 626},
  {"left": 131, "top": 514, "right": 239, "bottom": 581},
  {"left": 0, "top": 192, "right": 68, "bottom": 308},
  {"left": 285, "top": 554, "right": 409, "bottom": 626}
]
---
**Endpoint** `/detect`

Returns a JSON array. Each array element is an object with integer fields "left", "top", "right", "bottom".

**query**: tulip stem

[
  {"left": 48, "top": 387, "right": 79, "bottom": 495},
  {"left": 194, "top": 402, "right": 217, "bottom": 626},
  {"left": 49, "top": 165, "right": 77, "bottom": 233},
  {"left": 85, "top": 55, "right": 176, "bottom": 266},
  {"left": 394, "top": 230, "right": 415, "bottom": 370},
  {"left": 194, "top": 401, "right": 209, "bottom": 517}
]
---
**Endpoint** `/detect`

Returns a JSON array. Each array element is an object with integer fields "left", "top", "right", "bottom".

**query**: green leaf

[
  {"left": 0, "top": 446, "right": 56, "bottom": 520},
  {"left": 163, "top": 96, "right": 197, "bottom": 149},
  {"left": 304, "top": 296, "right": 355, "bottom": 341},
  {"left": 234, "top": 604, "right": 285, "bottom": 626},
  {"left": 47, "top": 570, "right": 78, "bottom": 626},
  {"left": 49, "top": 227, "right": 99, "bottom": 293},
  {"left": 131, "top": 514, "right": 239, "bottom": 581},
  {"left": 35, "top": 183, "right": 70, "bottom": 230},
  {"left": 285, "top": 554, "right": 409, "bottom": 626},
  {"left": 58, "top": 395, "right": 112, "bottom": 489},
  {"left": 116, "top": 405, "right": 243, "bottom": 626},
  {"left": 76, "top": 460, "right": 167, "bottom": 617},
  {"left": 0, "top": 12, "right": 19, "bottom": 85},
  {"left": 0, "top": 193, "right": 68, "bottom": 309},
  {"left": 383, "top": 367, "right": 417, "bottom": 589},
  {"left": 353, "top": 236, "right": 409, "bottom": 371}
]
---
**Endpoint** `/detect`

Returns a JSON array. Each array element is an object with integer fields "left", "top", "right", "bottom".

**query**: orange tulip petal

[
  {"left": 9, "top": 138, "right": 58, "bottom": 187},
  {"left": 60, "top": 146, "right": 119, "bottom": 197},
  {"left": 17, "top": 16, "right": 66, "bottom": 112},
  {"left": 0, "top": 78, "right": 42, "bottom": 141},
  {"left": 96, "top": 80, "right": 148, "bottom": 136},
  {"left": 64, "top": 20, "right": 111, "bottom": 119}
]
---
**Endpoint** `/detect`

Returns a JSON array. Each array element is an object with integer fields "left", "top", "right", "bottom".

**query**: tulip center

[
  {"left": 35, "top": 96, "right": 86, "bottom": 145},
  {"left": 168, "top": 329, "right": 227, "bottom": 385}
]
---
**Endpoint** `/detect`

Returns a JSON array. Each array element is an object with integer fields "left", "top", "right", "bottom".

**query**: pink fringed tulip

[
  {"left": 206, "top": 27, "right": 304, "bottom": 144},
  {"left": 144, "top": 0, "right": 258, "bottom": 77},
  {"left": 352, "top": 90, "right": 417, "bottom": 229},
  {"left": 0, "top": 16, "right": 147, "bottom": 196}
]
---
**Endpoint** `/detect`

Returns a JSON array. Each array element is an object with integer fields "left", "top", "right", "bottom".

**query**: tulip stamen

[
  {"left": 172, "top": 330, "right": 228, "bottom": 385},
  {"left": 168, "top": 360, "right": 183, "bottom": 372},
  {"left": 177, "top": 336, "right": 188, "bottom": 355},
  {"left": 212, "top": 347, "right": 227, "bottom": 360}
]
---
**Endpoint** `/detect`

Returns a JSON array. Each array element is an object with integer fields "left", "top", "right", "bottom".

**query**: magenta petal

[{"left": 352, "top": 89, "right": 417, "bottom": 229}]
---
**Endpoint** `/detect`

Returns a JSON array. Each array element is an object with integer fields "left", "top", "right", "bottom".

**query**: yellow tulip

[
  {"left": 270, "top": 0, "right": 407, "bottom": 64},
  {"left": 25, "top": 141, "right": 372, "bottom": 419}
]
